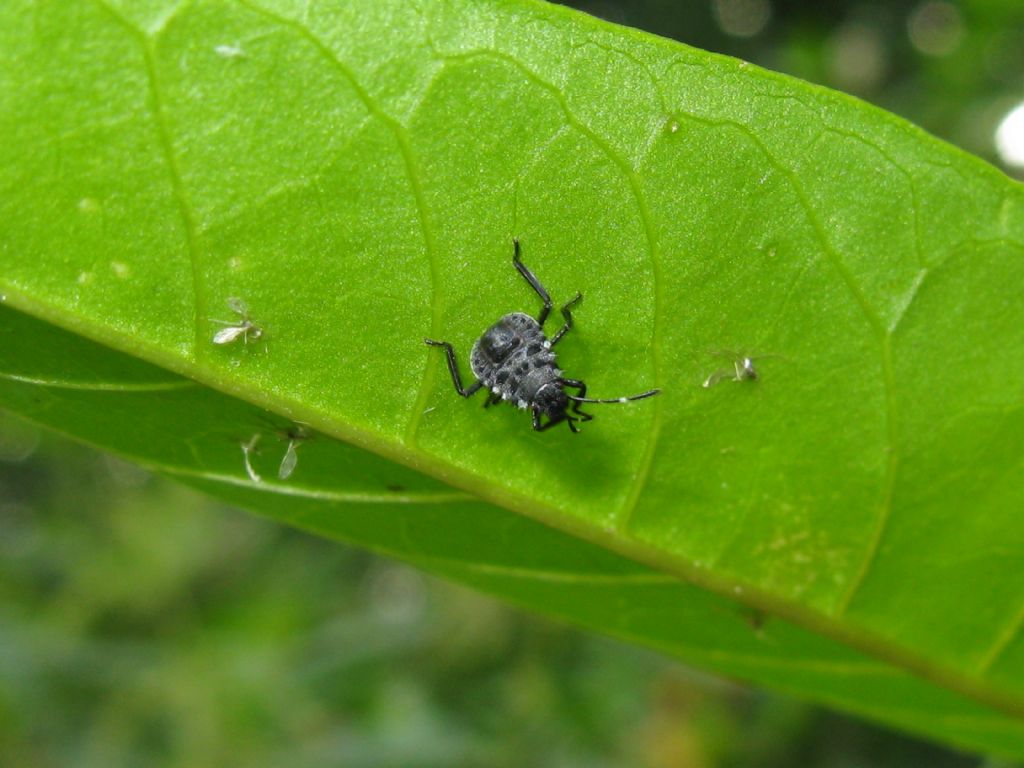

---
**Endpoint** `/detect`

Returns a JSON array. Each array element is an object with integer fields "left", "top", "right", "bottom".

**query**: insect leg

[
  {"left": 561, "top": 378, "right": 594, "bottom": 422},
  {"left": 512, "top": 237, "right": 553, "bottom": 326},
  {"left": 549, "top": 292, "right": 583, "bottom": 346},
  {"left": 532, "top": 409, "right": 573, "bottom": 432},
  {"left": 482, "top": 391, "right": 503, "bottom": 408},
  {"left": 424, "top": 339, "right": 483, "bottom": 398}
]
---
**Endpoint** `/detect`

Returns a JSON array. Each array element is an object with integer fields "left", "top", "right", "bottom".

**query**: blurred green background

[{"left": 3, "top": 1, "right": 1024, "bottom": 766}]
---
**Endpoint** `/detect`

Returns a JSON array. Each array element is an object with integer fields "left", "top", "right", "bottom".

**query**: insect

[
  {"left": 424, "top": 238, "right": 660, "bottom": 433},
  {"left": 240, "top": 433, "right": 263, "bottom": 482},
  {"left": 702, "top": 350, "right": 780, "bottom": 388},
  {"left": 703, "top": 353, "right": 757, "bottom": 388},
  {"left": 253, "top": 415, "right": 312, "bottom": 480},
  {"left": 274, "top": 422, "right": 310, "bottom": 480},
  {"left": 211, "top": 297, "right": 263, "bottom": 345}
]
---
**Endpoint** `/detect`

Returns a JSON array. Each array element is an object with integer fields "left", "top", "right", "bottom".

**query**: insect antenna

[{"left": 567, "top": 388, "right": 661, "bottom": 404}]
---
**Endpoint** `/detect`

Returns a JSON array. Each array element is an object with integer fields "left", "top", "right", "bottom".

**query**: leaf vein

[
  {"left": 0, "top": 370, "right": 194, "bottom": 392},
  {"left": 164, "top": 465, "right": 473, "bottom": 504},
  {"left": 669, "top": 111, "right": 902, "bottom": 614},
  {"left": 412, "top": 555, "right": 676, "bottom": 585},
  {"left": 90, "top": 0, "right": 208, "bottom": 356},
  {"left": 975, "top": 605, "right": 1024, "bottom": 677},
  {"left": 231, "top": 0, "right": 442, "bottom": 445},
  {"left": 436, "top": 48, "right": 665, "bottom": 533}
]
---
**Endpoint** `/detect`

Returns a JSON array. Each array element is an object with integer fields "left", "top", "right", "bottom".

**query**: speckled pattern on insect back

[
  {"left": 425, "top": 239, "right": 660, "bottom": 433},
  {"left": 471, "top": 312, "right": 561, "bottom": 410}
]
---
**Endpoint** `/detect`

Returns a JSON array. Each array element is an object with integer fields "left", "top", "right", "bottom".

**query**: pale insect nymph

[{"left": 425, "top": 239, "right": 660, "bottom": 433}]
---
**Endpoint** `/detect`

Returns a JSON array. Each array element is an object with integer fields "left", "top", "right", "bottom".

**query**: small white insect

[
  {"left": 241, "top": 433, "right": 262, "bottom": 483},
  {"left": 256, "top": 417, "right": 311, "bottom": 481},
  {"left": 277, "top": 424, "right": 310, "bottom": 480},
  {"left": 703, "top": 351, "right": 761, "bottom": 389},
  {"left": 276, "top": 440, "right": 297, "bottom": 480},
  {"left": 212, "top": 297, "right": 263, "bottom": 345}
]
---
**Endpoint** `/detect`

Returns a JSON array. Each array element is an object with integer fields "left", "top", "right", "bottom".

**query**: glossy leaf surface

[{"left": 1, "top": 0, "right": 1023, "bottom": 755}]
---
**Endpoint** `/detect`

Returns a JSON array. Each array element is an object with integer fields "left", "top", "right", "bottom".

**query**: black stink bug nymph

[{"left": 424, "top": 239, "right": 660, "bottom": 433}]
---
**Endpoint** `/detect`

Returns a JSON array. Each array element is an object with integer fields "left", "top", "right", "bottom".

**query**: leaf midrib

[{"left": 3, "top": 286, "right": 1023, "bottom": 724}]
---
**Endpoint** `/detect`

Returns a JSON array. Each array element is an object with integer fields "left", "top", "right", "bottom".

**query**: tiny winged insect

[
  {"left": 702, "top": 350, "right": 780, "bottom": 388},
  {"left": 424, "top": 239, "right": 660, "bottom": 433},
  {"left": 703, "top": 353, "right": 757, "bottom": 388},
  {"left": 274, "top": 422, "right": 310, "bottom": 480},
  {"left": 238, "top": 421, "right": 310, "bottom": 482},
  {"left": 256, "top": 416, "right": 312, "bottom": 480},
  {"left": 212, "top": 297, "right": 263, "bottom": 345}
]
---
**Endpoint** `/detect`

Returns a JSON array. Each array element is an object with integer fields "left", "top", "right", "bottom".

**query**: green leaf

[{"left": 2, "top": 0, "right": 1024, "bottom": 756}]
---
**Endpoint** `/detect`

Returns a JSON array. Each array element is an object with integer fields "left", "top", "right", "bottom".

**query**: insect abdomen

[{"left": 470, "top": 313, "right": 560, "bottom": 409}]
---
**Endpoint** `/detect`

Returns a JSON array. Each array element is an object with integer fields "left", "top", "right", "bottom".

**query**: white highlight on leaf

[{"left": 215, "top": 44, "right": 245, "bottom": 59}]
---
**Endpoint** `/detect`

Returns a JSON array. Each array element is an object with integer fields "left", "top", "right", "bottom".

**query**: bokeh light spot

[
  {"left": 828, "top": 20, "right": 888, "bottom": 93},
  {"left": 995, "top": 102, "right": 1024, "bottom": 169},
  {"left": 712, "top": 0, "right": 772, "bottom": 39},
  {"left": 908, "top": 1, "right": 964, "bottom": 57}
]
